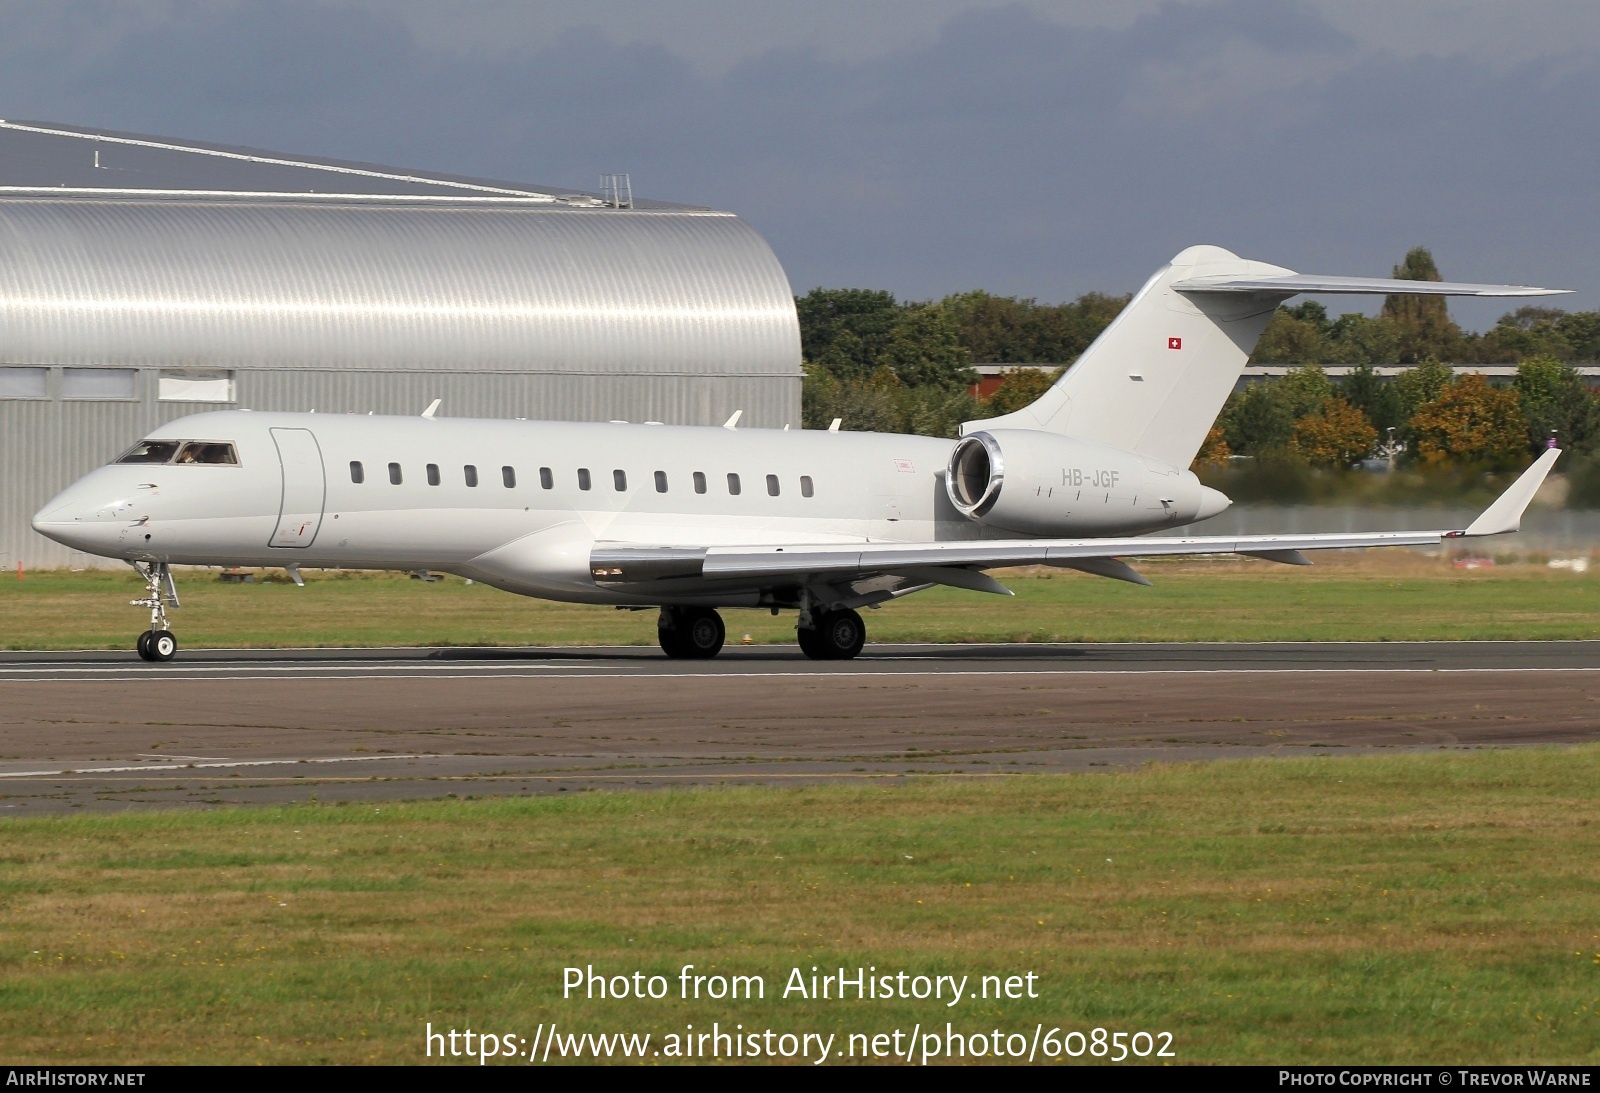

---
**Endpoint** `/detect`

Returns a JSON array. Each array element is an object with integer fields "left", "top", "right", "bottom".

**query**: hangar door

[{"left": 268, "top": 427, "right": 326, "bottom": 548}]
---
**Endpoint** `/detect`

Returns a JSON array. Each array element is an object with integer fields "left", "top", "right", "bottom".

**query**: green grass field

[
  {"left": 4, "top": 553, "right": 1599, "bottom": 648},
  {"left": 1, "top": 747, "right": 1597, "bottom": 1064}
]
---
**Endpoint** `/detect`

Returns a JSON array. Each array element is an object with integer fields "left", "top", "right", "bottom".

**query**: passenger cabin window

[
  {"left": 350, "top": 461, "right": 365, "bottom": 484},
  {"left": 800, "top": 475, "right": 814, "bottom": 498},
  {"left": 464, "top": 465, "right": 478, "bottom": 487},
  {"left": 654, "top": 471, "right": 668, "bottom": 493},
  {"left": 389, "top": 463, "right": 403, "bottom": 485},
  {"left": 115, "top": 440, "right": 181, "bottom": 464},
  {"left": 727, "top": 473, "right": 741, "bottom": 496},
  {"left": 578, "top": 468, "right": 592, "bottom": 491},
  {"left": 693, "top": 472, "right": 707, "bottom": 495},
  {"left": 613, "top": 469, "right": 627, "bottom": 492},
  {"left": 540, "top": 467, "right": 553, "bottom": 490},
  {"left": 426, "top": 463, "right": 441, "bottom": 486},
  {"left": 766, "top": 474, "right": 780, "bottom": 497},
  {"left": 502, "top": 466, "right": 516, "bottom": 488}
]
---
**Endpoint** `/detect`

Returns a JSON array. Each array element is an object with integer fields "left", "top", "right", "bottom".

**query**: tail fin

[
  {"left": 964, "top": 245, "right": 1568, "bottom": 469},
  {"left": 964, "top": 246, "right": 1291, "bottom": 467}
]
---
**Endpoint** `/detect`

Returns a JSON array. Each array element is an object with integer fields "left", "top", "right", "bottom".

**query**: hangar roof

[
  {"left": 0, "top": 119, "right": 695, "bottom": 209},
  {"left": 0, "top": 122, "right": 799, "bottom": 379}
]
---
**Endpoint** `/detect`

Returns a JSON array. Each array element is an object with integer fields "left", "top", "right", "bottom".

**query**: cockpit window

[
  {"left": 115, "top": 439, "right": 239, "bottom": 465},
  {"left": 176, "top": 441, "right": 239, "bottom": 465},
  {"left": 116, "top": 440, "right": 181, "bottom": 464}
]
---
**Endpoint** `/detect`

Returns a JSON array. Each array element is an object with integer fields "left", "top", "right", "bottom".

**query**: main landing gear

[
  {"left": 797, "top": 607, "right": 866, "bottom": 661},
  {"left": 658, "top": 606, "right": 726, "bottom": 659},
  {"left": 131, "top": 561, "right": 180, "bottom": 662},
  {"left": 654, "top": 603, "right": 868, "bottom": 661}
]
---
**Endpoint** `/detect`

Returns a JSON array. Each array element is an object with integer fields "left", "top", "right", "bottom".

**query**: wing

[{"left": 590, "top": 449, "right": 1560, "bottom": 601}]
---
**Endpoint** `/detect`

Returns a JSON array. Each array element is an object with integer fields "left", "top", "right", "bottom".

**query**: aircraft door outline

[{"left": 268, "top": 427, "right": 326, "bottom": 548}]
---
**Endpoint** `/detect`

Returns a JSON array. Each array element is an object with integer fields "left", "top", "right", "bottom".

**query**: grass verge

[
  {"left": 1, "top": 747, "right": 1598, "bottom": 1064},
  {"left": 3, "top": 553, "right": 1599, "bottom": 648}
]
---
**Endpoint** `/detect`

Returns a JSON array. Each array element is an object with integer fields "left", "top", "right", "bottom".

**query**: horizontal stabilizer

[{"left": 1171, "top": 274, "right": 1568, "bottom": 298}]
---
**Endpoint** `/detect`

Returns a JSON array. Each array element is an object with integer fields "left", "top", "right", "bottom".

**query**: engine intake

[
  {"left": 947, "top": 431, "right": 1004, "bottom": 517},
  {"left": 945, "top": 429, "right": 1228, "bottom": 536}
]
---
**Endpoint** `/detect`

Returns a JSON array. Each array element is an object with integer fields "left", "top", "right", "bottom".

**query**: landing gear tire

[
  {"left": 658, "top": 607, "right": 725, "bottom": 659},
  {"left": 130, "top": 561, "right": 180, "bottom": 662},
  {"left": 796, "top": 624, "right": 825, "bottom": 660},
  {"left": 798, "top": 608, "right": 866, "bottom": 661},
  {"left": 147, "top": 630, "right": 177, "bottom": 661}
]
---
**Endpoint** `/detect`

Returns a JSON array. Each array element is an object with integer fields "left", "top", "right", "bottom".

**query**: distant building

[
  {"left": 0, "top": 121, "right": 801, "bottom": 567},
  {"left": 1236, "top": 363, "right": 1600, "bottom": 391},
  {"left": 967, "top": 363, "right": 1063, "bottom": 400}
]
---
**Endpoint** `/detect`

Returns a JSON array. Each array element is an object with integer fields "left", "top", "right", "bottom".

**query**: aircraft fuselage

[{"left": 33, "top": 410, "right": 1216, "bottom": 605}]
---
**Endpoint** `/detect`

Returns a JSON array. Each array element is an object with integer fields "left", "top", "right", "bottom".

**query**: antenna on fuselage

[
  {"left": 828, "top": 418, "right": 842, "bottom": 432},
  {"left": 723, "top": 410, "right": 743, "bottom": 430},
  {"left": 421, "top": 398, "right": 441, "bottom": 419}
]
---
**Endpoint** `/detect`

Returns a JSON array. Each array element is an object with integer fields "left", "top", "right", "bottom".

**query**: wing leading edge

[{"left": 590, "top": 449, "right": 1561, "bottom": 590}]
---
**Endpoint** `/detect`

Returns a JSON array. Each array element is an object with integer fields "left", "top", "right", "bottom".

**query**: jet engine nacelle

[{"left": 945, "top": 429, "right": 1229, "bottom": 537}]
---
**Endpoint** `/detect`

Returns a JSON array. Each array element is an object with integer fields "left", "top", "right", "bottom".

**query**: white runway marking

[
  {"left": 136, "top": 753, "right": 228, "bottom": 761},
  {"left": 0, "top": 754, "right": 431, "bottom": 779},
  {"left": 0, "top": 663, "right": 604, "bottom": 675},
  {"left": 0, "top": 666, "right": 1597, "bottom": 683}
]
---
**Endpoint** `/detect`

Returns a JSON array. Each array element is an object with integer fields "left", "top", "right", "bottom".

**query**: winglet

[
  {"left": 421, "top": 398, "right": 441, "bottom": 419},
  {"left": 1462, "top": 448, "right": 1562, "bottom": 537}
]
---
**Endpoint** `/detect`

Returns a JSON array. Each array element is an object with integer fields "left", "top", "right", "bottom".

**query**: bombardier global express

[{"left": 31, "top": 246, "right": 1567, "bottom": 662}]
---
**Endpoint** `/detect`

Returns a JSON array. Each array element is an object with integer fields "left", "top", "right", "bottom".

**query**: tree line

[
  {"left": 797, "top": 286, "right": 1118, "bottom": 436},
  {"left": 797, "top": 247, "right": 1600, "bottom": 476}
]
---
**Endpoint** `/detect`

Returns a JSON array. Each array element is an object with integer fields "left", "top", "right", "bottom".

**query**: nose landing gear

[{"left": 131, "top": 561, "right": 180, "bottom": 662}]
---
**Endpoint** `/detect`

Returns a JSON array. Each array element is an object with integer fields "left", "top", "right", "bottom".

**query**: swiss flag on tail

[{"left": 1167, "top": 337, "right": 1182, "bottom": 350}]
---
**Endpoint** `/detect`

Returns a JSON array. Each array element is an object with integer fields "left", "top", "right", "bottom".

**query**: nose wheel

[
  {"left": 136, "top": 628, "right": 178, "bottom": 662},
  {"left": 130, "top": 561, "right": 180, "bottom": 662}
]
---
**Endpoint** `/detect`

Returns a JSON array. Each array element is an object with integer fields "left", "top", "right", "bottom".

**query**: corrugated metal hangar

[{"left": 0, "top": 121, "right": 802, "bottom": 566}]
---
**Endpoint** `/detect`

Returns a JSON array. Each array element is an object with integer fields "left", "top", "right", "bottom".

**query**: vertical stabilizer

[{"left": 963, "top": 246, "right": 1292, "bottom": 468}]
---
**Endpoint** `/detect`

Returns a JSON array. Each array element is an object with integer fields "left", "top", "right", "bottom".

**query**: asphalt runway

[{"left": 1, "top": 641, "right": 1597, "bottom": 814}]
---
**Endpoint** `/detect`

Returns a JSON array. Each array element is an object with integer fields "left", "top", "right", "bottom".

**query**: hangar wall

[
  {"left": 0, "top": 193, "right": 803, "bottom": 568},
  {"left": 0, "top": 368, "right": 791, "bottom": 568}
]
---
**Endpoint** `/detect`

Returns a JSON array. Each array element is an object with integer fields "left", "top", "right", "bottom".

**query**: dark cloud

[{"left": 0, "top": 0, "right": 1591, "bottom": 322}]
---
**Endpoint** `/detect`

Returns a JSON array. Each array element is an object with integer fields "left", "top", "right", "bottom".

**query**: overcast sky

[{"left": 0, "top": 0, "right": 1594, "bottom": 327}]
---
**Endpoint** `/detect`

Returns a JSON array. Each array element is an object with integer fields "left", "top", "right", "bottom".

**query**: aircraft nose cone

[
  {"left": 32, "top": 493, "right": 79, "bottom": 533},
  {"left": 31, "top": 498, "right": 87, "bottom": 546},
  {"left": 1195, "top": 485, "right": 1232, "bottom": 522},
  {"left": 31, "top": 484, "right": 122, "bottom": 551}
]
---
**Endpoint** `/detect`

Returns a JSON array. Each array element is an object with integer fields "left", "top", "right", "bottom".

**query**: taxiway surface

[{"left": 1, "top": 641, "right": 1595, "bottom": 813}]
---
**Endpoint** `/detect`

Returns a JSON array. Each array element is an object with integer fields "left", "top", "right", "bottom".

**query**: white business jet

[{"left": 32, "top": 246, "right": 1566, "bottom": 662}]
